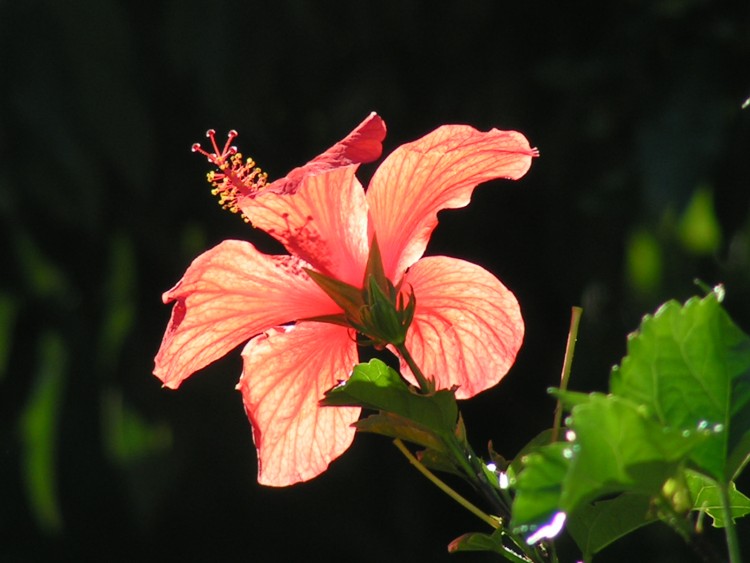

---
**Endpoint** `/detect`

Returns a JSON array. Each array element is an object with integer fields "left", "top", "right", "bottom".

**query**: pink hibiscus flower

[{"left": 154, "top": 113, "right": 537, "bottom": 486}]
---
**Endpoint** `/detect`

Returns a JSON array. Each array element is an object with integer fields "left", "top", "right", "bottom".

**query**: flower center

[{"left": 192, "top": 129, "right": 268, "bottom": 221}]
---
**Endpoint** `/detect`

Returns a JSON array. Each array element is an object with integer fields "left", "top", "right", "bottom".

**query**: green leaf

[
  {"left": 610, "top": 290, "right": 750, "bottom": 481},
  {"left": 322, "top": 359, "right": 458, "bottom": 436},
  {"left": 417, "top": 448, "right": 465, "bottom": 478},
  {"left": 562, "top": 394, "right": 706, "bottom": 512},
  {"left": 512, "top": 291, "right": 750, "bottom": 546},
  {"left": 510, "top": 442, "right": 570, "bottom": 528},
  {"left": 448, "top": 528, "right": 506, "bottom": 554},
  {"left": 448, "top": 529, "right": 531, "bottom": 562},
  {"left": 566, "top": 493, "right": 656, "bottom": 560},
  {"left": 508, "top": 428, "right": 554, "bottom": 481},
  {"left": 354, "top": 412, "right": 447, "bottom": 452},
  {"left": 685, "top": 470, "right": 750, "bottom": 527},
  {"left": 511, "top": 394, "right": 705, "bottom": 530},
  {"left": 552, "top": 389, "right": 594, "bottom": 409}
]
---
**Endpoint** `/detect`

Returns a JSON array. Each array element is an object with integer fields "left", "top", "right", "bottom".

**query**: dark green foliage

[
  {"left": 511, "top": 291, "right": 750, "bottom": 559},
  {"left": 2, "top": 1, "right": 749, "bottom": 561}
]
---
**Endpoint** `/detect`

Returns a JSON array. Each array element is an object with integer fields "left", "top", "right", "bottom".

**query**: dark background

[{"left": 2, "top": 1, "right": 749, "bottom": 561}]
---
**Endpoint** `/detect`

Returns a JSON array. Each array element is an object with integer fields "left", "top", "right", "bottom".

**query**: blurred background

[{"left": 1, "top": 1, "right": 749, "bottom": 561}]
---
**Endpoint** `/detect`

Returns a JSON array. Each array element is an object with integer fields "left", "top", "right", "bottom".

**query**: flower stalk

[
  {"left": 393, "top": 438, "right": 542, "bottom": 563},
  {"left": 394, "top": 342, "right": 434, "bottom": 395},
  {"left": 392, "top": 438, "right": 501, "bottom": 530}
]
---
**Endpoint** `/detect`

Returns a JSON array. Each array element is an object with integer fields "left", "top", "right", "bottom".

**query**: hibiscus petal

[
  {"left": 241, "top": 166, "right": 369, "bottom": 287},
  {"left": 237, "top": 322, "right": 360, "bottom": 486},
  {"left": 154, "top": 240, "right": 341, "bottom": 389},
  {"left": 265, "top": 112, "right": 386, "bottom": 195},
  {"left": 397, "top": 256, "right": 524, "bottom": 399},
  {"left": 367, "top": 125, "right": 537, "bottom": 280}
]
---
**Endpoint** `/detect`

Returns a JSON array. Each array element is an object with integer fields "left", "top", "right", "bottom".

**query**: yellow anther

[{"left": 192, "top": 130, "right": 269, "bottom": 221}]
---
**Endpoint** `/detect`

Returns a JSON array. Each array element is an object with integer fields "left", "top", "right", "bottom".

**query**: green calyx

[
  {"left": 304, "top": 237, "right": 415, "bottom": 348},
  {"left": 360, "top": 274, "right": 415, "bottom": 347}
]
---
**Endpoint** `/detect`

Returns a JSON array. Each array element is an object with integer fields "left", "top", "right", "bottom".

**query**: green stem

[
  {"left": 551, "top": 307, "right": 583, "bottom": 442},
  {"left": 397, "top": 343, "right": 508, "bottom": 515},
  {"left": 395, "top": 344, "right": 544, "bottom": 562},
  {"left": 731, "top": 452, "right": 750, "bottom": 482},
  {"left": 395, "top": 343, "right": 432, "bottom": 394},
  {"left": 719, "top": 481, "right": 742, "bottom": 563},
  {"left": 393, "top": 438, "right": 500, "bottom": 530},
  {"left": 447, "top": 433, "right": 508, "bottom": 514},
  {"left": 393, "top": 439, "right": 540, "bottom": 563}
]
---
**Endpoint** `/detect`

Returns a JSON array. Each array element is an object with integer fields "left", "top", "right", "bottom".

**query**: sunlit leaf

[
  {"left": 685, "top": 469, "right": 750, "bottom": 527},
  {"left": 611, "top": 290, "right": 750, "bottom": 481},
  {"left": 507, "top": 429, "right": 554, "bottom": 481},
  {"left": 511, "top": 442, "right": 570, "bottom": 528},
  {"left": 512, "top": 290, "right": 750, "bottom": 555},
  {"left": 322, "top": 358, "right": 458, "bottom": 436},
  {"left": 561, "top": 393, "right": 707, "bottom": 512},
  {"left": 512, "top": 393, "right": 705, "bottom": 531}
]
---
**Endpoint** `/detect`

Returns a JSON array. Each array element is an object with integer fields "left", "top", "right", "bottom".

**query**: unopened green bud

[{"left": 361, "top": 276, "right": 414, "bottom": 346}]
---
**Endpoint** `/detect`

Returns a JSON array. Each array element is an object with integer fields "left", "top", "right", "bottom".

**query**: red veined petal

[
  {"left": 154, "top": 240, "right": 341, "bottom": 389},
  {"left": 367, "top": 125, "right": 537, "bottom": 281},
  {"left": 396, "top": 256, "right": 524, "bottom": 399},
  {"left": 241, "top": 166, "right": 369, "bottom": 287},
  {"left": 237, "top": 322, "right": 360, "bottom": 486},
  {"left": 265, "top": 112, "right": 386, "bottom": 195}
]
